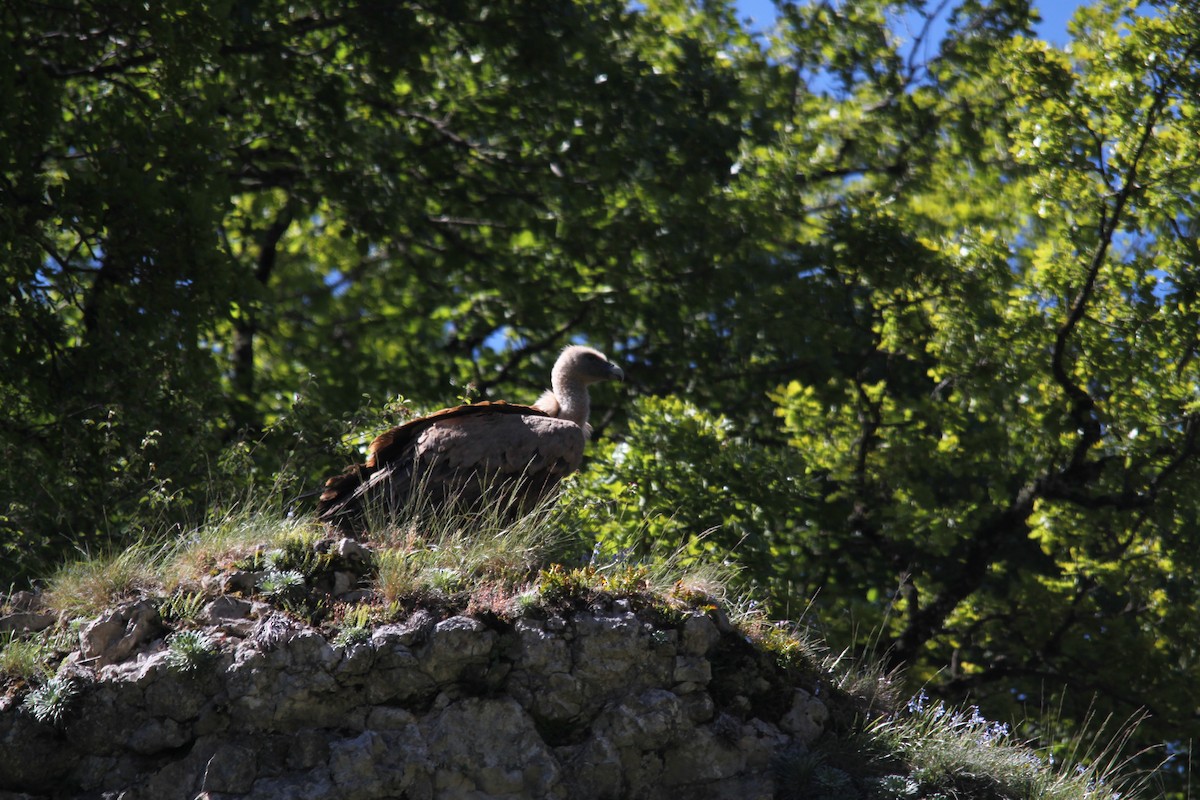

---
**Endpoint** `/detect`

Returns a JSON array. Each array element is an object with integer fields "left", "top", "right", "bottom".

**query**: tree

[
  {"left": 581, "top": 0, "right": 1200, "bottom": 789},
  {"left": 768, "top": 1, "right": 1200, "bottom": 782}
]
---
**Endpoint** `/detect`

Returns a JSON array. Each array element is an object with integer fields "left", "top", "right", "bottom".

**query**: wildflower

[{"left": 979, "top": 720, "right": 1010, "bottom": 744}]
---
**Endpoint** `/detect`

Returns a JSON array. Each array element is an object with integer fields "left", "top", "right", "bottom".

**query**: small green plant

[
  {"left": 331, "top": 601, "right": 374, "bottom": 647},
  {"left": 536, "top": 562, "right": 673, "bottom": 605},
  {"left": 257, "top": 568, "right": 329, "bottom": 624},
  {"left": 869, "top": 772, "right": 922, "bottom": 798},
  {"left": 774, "top": 748, "right": 858, "bottom": 800},
  {"left": 427, "top": 567, "right": 466, "bottom": 593},
  {"left": 158, "top": 590, "right": 208, "bottom": 624},
  {"left": 258, "top": 569, "right": 306, "bottom": 598},
  {"left": 23, "top": 677, "right": 80, "bottom": 726},
  {"left": 332, "top": 625, "right": 371, "bottom": 648},
  {"left": 755, "top": 622, "right": 823, "bottom": 672},
  {"left": 597, "top": 563, "right": 650, "bottom": 594},
  {"left": 263, "top": 529, "right": 332, "bottom": 578},
  {"left": 537, "top": 564, "right": 599, "bottom": 603},
  {"left": 513, "top": 589, "right": 541, "bottom": 613},
  {"left": 339, "top": 602, "right": 374, "bottom": 628},
  {"left": 164, "top": 630, "right": 216, "bottom": 674}
]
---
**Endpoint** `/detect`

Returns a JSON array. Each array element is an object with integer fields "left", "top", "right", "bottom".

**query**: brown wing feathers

[{"left": 365, "top": 402, "right": 546, "bottom": 467}]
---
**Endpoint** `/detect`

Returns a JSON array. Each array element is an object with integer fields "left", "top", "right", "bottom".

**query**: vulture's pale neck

[
  {"left": 551, "top": 365, "right": 592, "bottom": 430},
  {"left": 535, "top": 366, "right": 592, "bottom": 432}
]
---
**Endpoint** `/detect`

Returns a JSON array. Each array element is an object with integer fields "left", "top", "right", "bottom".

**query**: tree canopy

[{"left": 4, "top": 0, "right": 1199, "bottom": 793}]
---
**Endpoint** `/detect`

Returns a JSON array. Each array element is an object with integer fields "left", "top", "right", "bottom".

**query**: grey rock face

[
  {"left": 79, "top": 600, "right": 163, "bottom": 667},
  {"left": 779, "top": 687, "right": 831, "bottom": 745},
  {"left": 0, "top": 604, "right": 825, "bottom": 799},
  {"left": 0, "top": 611, "right": 55, "bottom": 635}
]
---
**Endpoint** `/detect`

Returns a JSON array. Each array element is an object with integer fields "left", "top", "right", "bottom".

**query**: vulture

[{"left": 317, "top": 345, "right": 623, "bottom": 531}]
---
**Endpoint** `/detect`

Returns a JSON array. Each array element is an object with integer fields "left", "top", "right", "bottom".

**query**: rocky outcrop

[{"left": 0, "top": 600, "right": 831, "bottom": 800}]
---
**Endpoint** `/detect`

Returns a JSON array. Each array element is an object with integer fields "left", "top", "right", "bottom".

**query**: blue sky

[{"left": 735, "top": 1, "right": 1089, "bottom": 45}]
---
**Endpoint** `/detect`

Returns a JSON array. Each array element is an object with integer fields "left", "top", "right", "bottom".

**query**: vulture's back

[{"left": 317, "top": 402, "right": 585, "bottom": 532}]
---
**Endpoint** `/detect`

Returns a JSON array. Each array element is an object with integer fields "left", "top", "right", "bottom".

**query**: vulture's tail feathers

[{"left": 317, "top": 464, "right": 374, "bottom": 531}]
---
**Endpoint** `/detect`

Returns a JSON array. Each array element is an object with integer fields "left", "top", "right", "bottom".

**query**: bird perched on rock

[{"left": 317, "top": 345, "right": 623, "bottom": 532}]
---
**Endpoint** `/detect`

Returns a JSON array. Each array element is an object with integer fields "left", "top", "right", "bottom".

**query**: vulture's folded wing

[{"left": 317, "top": 402, "right": 585, "bottom": 530}]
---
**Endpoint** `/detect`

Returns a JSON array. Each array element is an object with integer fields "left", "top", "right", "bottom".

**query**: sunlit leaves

[
  {"left": 573, "top": 395, "right": 813, "bottom": 606},
  {"left": 729, "top": 3, "right": 1200, "bottom": 787}
]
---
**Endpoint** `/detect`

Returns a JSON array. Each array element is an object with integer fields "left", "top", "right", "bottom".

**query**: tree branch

[{"left": 1051, "top": 49, "right": 1197, "bottom": 470}]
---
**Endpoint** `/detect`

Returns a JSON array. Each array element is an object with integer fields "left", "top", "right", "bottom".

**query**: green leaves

[{"left": 574, "top": 395, "right": 813, "bottom": 607}]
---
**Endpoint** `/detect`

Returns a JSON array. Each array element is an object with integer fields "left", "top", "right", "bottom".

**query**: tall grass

[
  {"left": 42, "top": 472, "right": 594, "bottom": 617},
  {"left": 44, "top": 543, "right": 165, "bottom": 618},
  {"left": 0, "top": 633, "right": 57, "bottom": 683},
  {"left": 370, "top": 475, "right": 583, "bottom": 603},
  {"left": 158, "top": 507, "right": 324, "bottom": 593},
  {"left": 43, "top": 501, "right": 319, "bottom": 619}
]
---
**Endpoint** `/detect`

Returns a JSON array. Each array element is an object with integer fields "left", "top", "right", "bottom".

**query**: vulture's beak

[{"left": 609, "top": 363, "right": 625, "bottom": 381}]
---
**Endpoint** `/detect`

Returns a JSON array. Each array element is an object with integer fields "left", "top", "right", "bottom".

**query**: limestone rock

[
  {"left": 0, "top": 610, "right": 55, "bottom": 635},
  {"left": 334, "top": 537, "right": 373, "bottom": 564},
  {"left": 79, "top": 600, "right": 163, "bottom": 668},
  {"left": 778, "top": 687, "right": 830, "bottom": 745},
  {"left": 202, "top": 568, "right": 258, "bottom": 595},
  {"left": 673, "top": 654, "right": 712, "bottom": 685},
  {"left": 371, "top": 609, "right": 435, "bottom": 647},
  {"left": 0, "top": 602, "right": 825, "bottom": 800},
  {"left": 680, "top": 613, "right": 721, "bottom": 656},
  {"left": 419, "top": 615, "right": 497, "bottom": 685},
  {"left": 201, "top": 595, "right": 253, "bottom": 623},
  {"left": 424, "top": 697, "right": 562, "bottom": 798},
  {"left": 201, "top": 743, "right": 257, "bottom": 794}
]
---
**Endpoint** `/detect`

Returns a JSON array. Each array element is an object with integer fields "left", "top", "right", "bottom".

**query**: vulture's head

[{"left": 554, "top": 345, "right": 624, "bottom": 387}]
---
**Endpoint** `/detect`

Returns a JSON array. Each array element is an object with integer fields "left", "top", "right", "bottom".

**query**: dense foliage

[{"left": 4, "top": 0, "right": 1198, "bottom": 793}]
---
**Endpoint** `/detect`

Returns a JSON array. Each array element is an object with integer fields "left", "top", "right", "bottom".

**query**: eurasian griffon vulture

[{"left": 317, "top": 345, "right": 623, "bottom": 531}]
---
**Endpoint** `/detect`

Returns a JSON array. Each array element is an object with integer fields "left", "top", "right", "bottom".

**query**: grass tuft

[
  {"left": 867, "top": 692, "right": 1152, "bottom": 800},
  {"left": 369, "top": 477, "right": 581, "bottom": 603},
  {"left": 45, "top": 544, "right": 164, "bottom": 619},
  {"left": 42, "top": 502, "right": 326, "bottom": 621},
  {"left": 0, "top": 634, "right": 56, "bottom": 684},
  {"left": 161, "top": 508, "right": 324, "bottom": 592}
]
